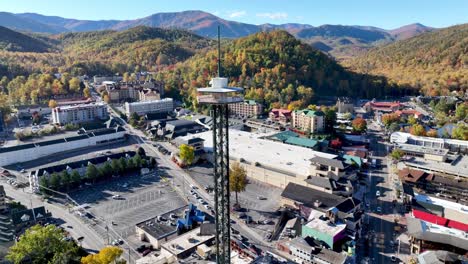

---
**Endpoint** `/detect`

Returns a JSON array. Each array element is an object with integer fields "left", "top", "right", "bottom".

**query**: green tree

[
  {"left": 455, "top": 104, "right": 467, "bottom": 121},
  {"left": 133, "top": 154, "right": 143, "bottom": 168},
  {"left": 352, "top": 117, "right": 367, "bottom": 132},
  {"left": 111, "top": 159, "right": 122, "bottom": 174},
  {"left": 229, "top": 162, "right": 248, "bottom": 205},
  {"left": 39, "top": 176, "right": 49, "bottom": 194},
  {"left": 100, "top": 162, "right": 113, "bottom": 179},
  {"left": 85, "top": 164, "right": 99, "bottom": 183},
  {"left": 49, "top": 173, "right": 61, "bottom": 190},
  {"left": 61, "top": 171, "right": 71, "bottom": 191},
  {"left": 451, "top": 123, "right": 468, "bottom": 140},
  {"left": 323, "top": 108, "right": 337, "bottom": 133},
  {"left": 118, "top": 157, "right": 127, "bottom": 172},
  {"left": 70, "top": 170, "right": 81, "bottom": 186},
  {"left": 179, "top": 144, "right": 195, "bottom": 166},
  {"left": 127, "top": 158, "right": 136, "bottom": 170},
  {"left": 81, "top": 246, "right": 123, "bottom": 264},
  {"left": 6, "top": 225, "right": 81, "bottom": 264},
  {"left": 390, "top": 149, "right": 404, "bottom": 161}
]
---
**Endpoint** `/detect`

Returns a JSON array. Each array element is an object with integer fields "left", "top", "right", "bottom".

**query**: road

[
  {"left": 106, "top": 104, "right": 277, "bottom": 256},
  {"left": 1, "top": 181, "right": 104, "bottom": 252},
  {"left": 365, "top": 127, "right": 400, "bottom": 263}
]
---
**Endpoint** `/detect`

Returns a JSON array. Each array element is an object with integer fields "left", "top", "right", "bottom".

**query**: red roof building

[
  {"left": 269, "top": 108, "right": 292, "bottom": 124},
  {"left": 395, "top": 109, "right": 424, "bottom": 119},
  {"left": 364, "top": 101, "right": 401, "bottom": 112}
]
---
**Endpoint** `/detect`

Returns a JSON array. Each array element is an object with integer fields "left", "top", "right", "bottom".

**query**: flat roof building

[
  {"left": 407, "top": 217, "right": 468, "bottom": 255},
  {"left": 52, "top": 103, "right": 109, "bottom": 125},
  {"left": 160, "top": 227, "right": 215, "bottom": 259},
  {"left": 228, "top": 100, "right": 263, "bottom": 118},
  {"left": 125, "top": 98, "right": 174, "bottom": 116},
  {"left": 391, "top": 132, "right": 468, "bottom": 154},
  {"left": 179, "top": 130, "right": 336, "bottom": 189}
]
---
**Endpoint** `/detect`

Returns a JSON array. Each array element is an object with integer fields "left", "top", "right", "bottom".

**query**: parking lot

[
  {"left": 69, "top": 171, "right": 187, "bottom": 238},
  {"left": 188, "top": 162, "right": 283, "bottom": 239}
]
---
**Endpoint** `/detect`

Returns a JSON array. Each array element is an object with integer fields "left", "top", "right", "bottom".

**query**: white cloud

[
  {"left": 228, "top": 10, "right": 247, "bottom": 18},
  {"left": 256, "top": 12, "right": 288, "bottom": 20}
]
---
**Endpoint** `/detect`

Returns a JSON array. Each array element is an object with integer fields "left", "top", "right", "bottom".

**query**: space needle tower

[{"left": 196, "top": 26, "right": 243, "bottom": 263}]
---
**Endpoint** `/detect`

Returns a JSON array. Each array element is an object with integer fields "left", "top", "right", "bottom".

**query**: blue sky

[{"left": 2, "top": 0, "right": 467, "bottom": 29}]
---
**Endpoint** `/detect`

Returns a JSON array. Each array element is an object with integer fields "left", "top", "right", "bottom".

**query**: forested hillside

[
  {"left": 153, "top": 30, "right": 412, "bottom": 109},
  {"left": 344, "top": 24, "right": 468, "bottom": 96},
  {"left": 0, "top": 27, "right": 213, "bottom": 106},
  {"left": 0, "top": 26, "right": 53, "bottom": 52}
]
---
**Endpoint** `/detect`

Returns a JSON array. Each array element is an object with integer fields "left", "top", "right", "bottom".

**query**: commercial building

[
  {"left": 0, "top": 126, "right": 126, "bottom": 167},
  {"left": 403, "top": 155, "right": 468, "bottom": 179},
  {"left": 411, "top": 193, "right": 468, "bottom": 231},
  {"left": 281, "top": 183, "right": 362, "bottom": 242},
  {"left": 228, "top": 100, "right": 263, "bottom": 118},
  {"left": 336, "top": 97, "right": 354, "bottom": 114},
  {"left": 417, "top": 250, "right": 466, "bottom": 264},
  {"left": 292, "top": 109, "right": 325, "bottom": 133},
  {"left": 399, "top": 167, "right": 468, "bottom": 204},
  {"left": 104, "top": 82, "right": 139, "bottom": 103},
  {"left": 178, "top": 130, "right": 337, "bottom": 189},
  {"left": 154, "top": 119, "right": 206, "bottom": 140},
  {"left": 125, "top": 98, "right": 174, "bottom": 116},
  {"left": 391, "top": 132, "right": 468, "bottom": 154},
  {"left": 269, "top": 109, "right": 292, "bottom": 124},
  {"left": 407, "top": 217, "right": 468, "bottom": 255},
  {"left": 285, "top": 237, "right": 347, "bottom": 264},
  {"left": 363, "top": 100, "right": 401, "bottom": 113},
  {"left": 160, "top": 227, "right": 215, "bottom": 259},
  {"left": 52, "top": 103, "right": 109, "bottom": 125},
  {"left": 395, "top": 109, "right": 424, "bottom": 119},
  {"left": 395, "top": 144, "right": 449, "bottom": 162}
]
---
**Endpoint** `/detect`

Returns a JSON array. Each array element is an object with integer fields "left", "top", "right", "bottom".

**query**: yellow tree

[
  {"left": 83, "top": 87, "right": 91, "bottom": 98},
  {"left": 179, "top": 144, "right": 194, "bottom": 166},
  {"left": 409, "top": 124, "right": 426, "bottom": 136},
  {"left": 229, "top": 162, "right": 248, "bottom": 205},
  {"left": 48, "top": 99, "right": 58, "bottom": 108},
  {"left": 81, "top": 246, "right": 123, "bottom": 264},
  {"left": 426, "top": 129, "right": 438, "bottom": 138}
]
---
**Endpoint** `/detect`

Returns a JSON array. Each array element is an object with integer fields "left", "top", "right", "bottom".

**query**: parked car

[
  {"left": 142, "top": 249, "right": 152, "bottom": 256},
  {"left": 257, "top": 196, "right": 267, "bottom": 200},
  {"left": 376, "top": 190, "right": 381, "bottom": 197}
]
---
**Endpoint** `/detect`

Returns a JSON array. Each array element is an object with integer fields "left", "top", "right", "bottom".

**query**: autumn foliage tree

[
  {"left": 179, "top": 144, "right": 195, "bottom": 166},
  {"left": 229, "top": 162, "right": 248, "bottom": 205},
  {"left": 381, "top": 113, "right": 399, "bottom": 127},
  {"left": 48, "top": 99, "right": 58, "bottom": 108},
  {"left": 81, "top": 246, "right": 123, "bottom": 264},
  {"left": 409, "top": 124, "right": 426, "bottom": 136},
  {"left": 426, "top": 129, "right": 438, "bottom": 138},
  {"left": 352, "top": 117, "right": 367, "bottom": 132}
]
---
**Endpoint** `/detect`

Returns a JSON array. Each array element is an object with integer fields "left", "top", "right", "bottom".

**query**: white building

[
  {"left": 0, "top": 127, "right": 126, "bottom": 167},
  {"left": 391, "top": 132, "right": 468, "bottom": 154},
  {"left": 178, "top": 130, "right": 337, "bottom": 189},
  {"left": 52, "top": 103, "right": 109, "bottom": 125},
  {"left": 125, "top": 98, "right": 174, "bottom": 116}
]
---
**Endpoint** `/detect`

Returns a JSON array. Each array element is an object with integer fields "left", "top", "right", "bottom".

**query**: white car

[
  {"left": 376, "top": 190, "right": 381, "bottom": 197},
  {"left": 112, "top": 195, "right": 121, "bottom": 199}
]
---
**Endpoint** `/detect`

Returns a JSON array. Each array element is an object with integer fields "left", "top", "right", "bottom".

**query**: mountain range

[{"left": 0, "top": 10, "right": 434, "bottom": 57}]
